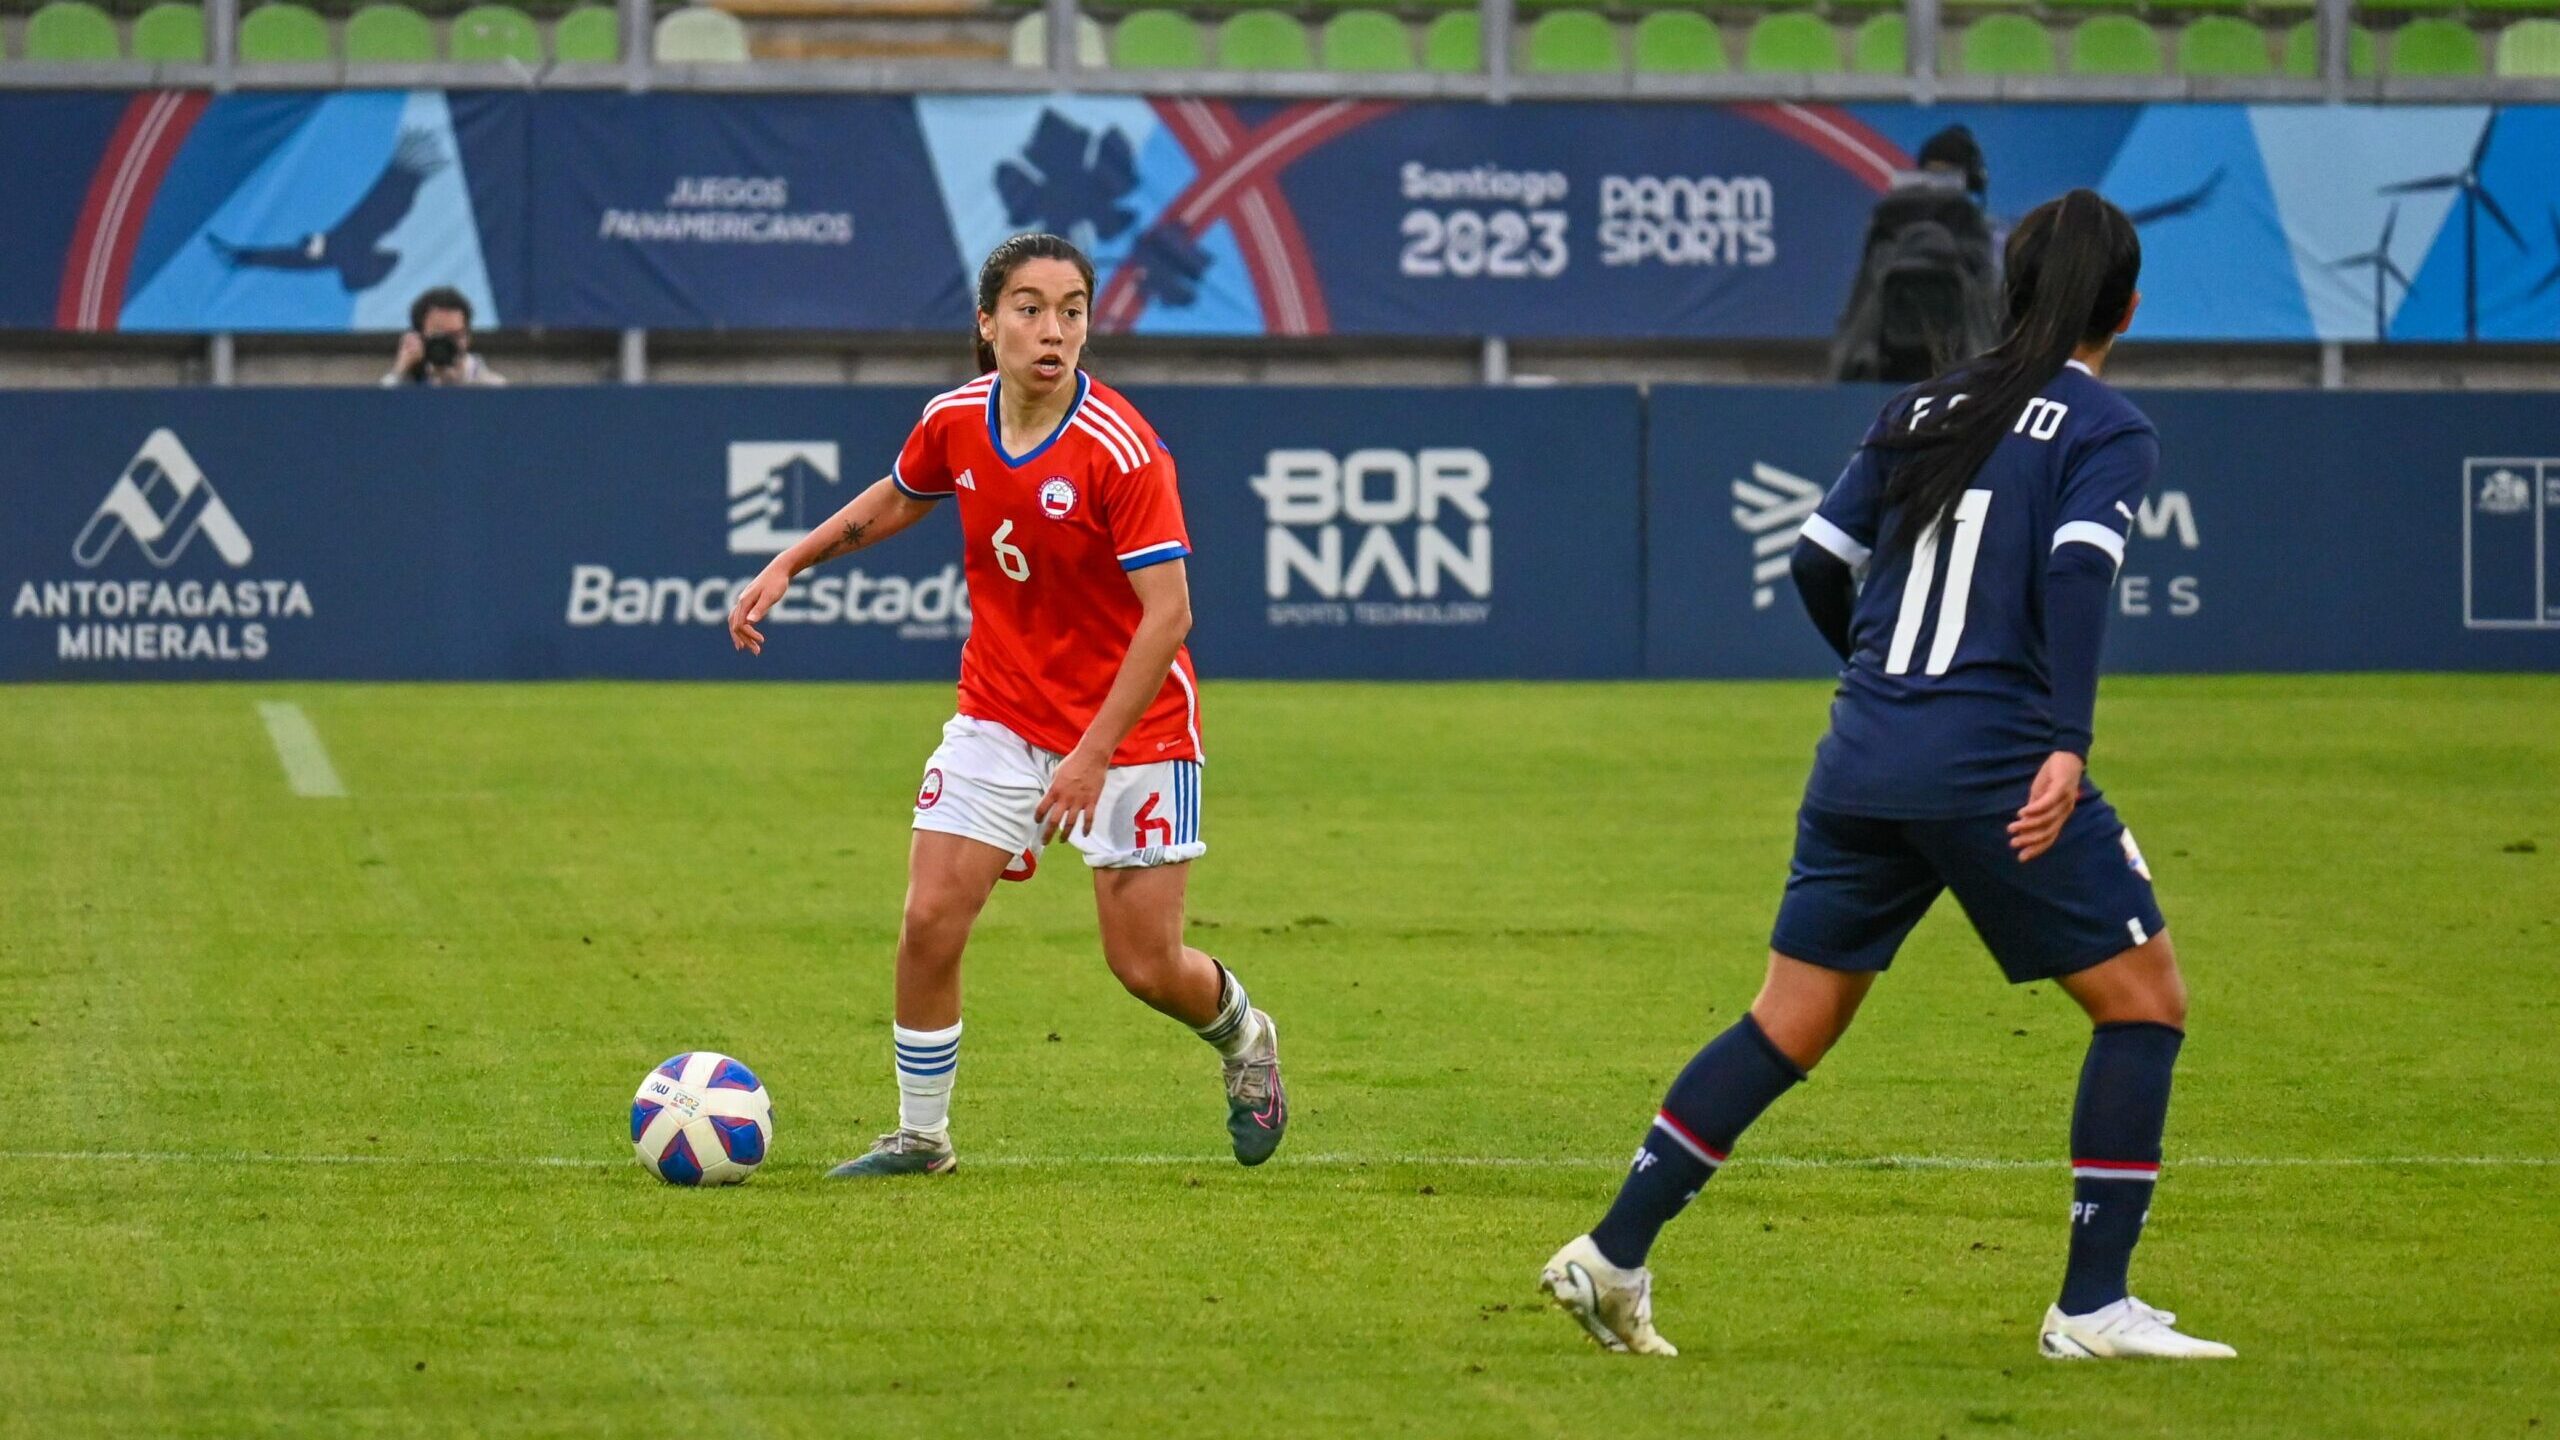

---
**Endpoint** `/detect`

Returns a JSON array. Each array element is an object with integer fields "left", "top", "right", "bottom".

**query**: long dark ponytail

[
  {"left": 972, "top": 231, "right": 1096, "bottom": 375},
  {"left": 1872, "top": 188, "right": 2140, "bottom": 546}
]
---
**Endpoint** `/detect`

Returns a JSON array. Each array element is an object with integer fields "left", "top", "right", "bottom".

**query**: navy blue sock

[
  {"left": 2058, "top": 1020, "right": 2184, "bottom": 1315},
  {"left": 1589, "top": 1015, "right": 1805, "bottom": 1269}
]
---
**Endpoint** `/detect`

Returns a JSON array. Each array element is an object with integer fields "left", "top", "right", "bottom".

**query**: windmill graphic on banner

[
  {"left": 2378, "top": 116, "right": 2524, "bottom": 342},
  {"left": 2329, "top": 204, "right": 2415, "bottom": 343}
]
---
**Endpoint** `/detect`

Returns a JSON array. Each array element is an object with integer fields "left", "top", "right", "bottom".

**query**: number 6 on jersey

[{"left": 991, "top": 519, "right": 1030, "bottom": 582}]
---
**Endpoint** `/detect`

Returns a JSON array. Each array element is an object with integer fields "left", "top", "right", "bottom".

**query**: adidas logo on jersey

[{"left": 955, "top": 469, "right": 977, "bottom": 491}]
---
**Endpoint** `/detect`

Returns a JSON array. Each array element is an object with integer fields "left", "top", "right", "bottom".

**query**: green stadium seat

[
  {"left": 1218, "top": 10, "right": 1311, "bottom": 67},
  {"left": 2496, "top": 16, "right": 2560, "bottom": 73},
  {"left": 552, "top": 5, "right": 620, "bottom": 62},
  {"left": 451, "top": 3, "right": 540, "bottom": 61},
  {"left": 1849, "top": 12, "right": 1905, "bottom": 72},
  {"left": 1112, "top": 10, "right": 1204, "bottom": 67},
  {"left": 1959, "top": 13, "right": 2055, "bottom": 72},
  {"left": 1319, "top": 10, "right": 1412, "bottom": 70},
  {"left": 1007, "top": 11, "right": 1105, "bottom": 65},
  {"left": 2360, "top": 0, "right": 2459, "bottom": 13},
  {"left": 1419, "top": 9, "right": 1477, "bottom": 70},
  {"left": 237, "top": 2, "right": 330, "bottom": 61},
  {"left": 347, "top": 4, "right": 436, "bottom": 60},
  {"left": 1633, "top": 11, "right": 1724, "bottom": 71},
  {"left": 2388, "top": 17, "right": 2483, "bottom": 73},
  {"left": 1523, "top": 10, "right": 1620, "bottom": 72},
  {"left": 2148, "top": 0, "right": 2248, "bottom": 15},
  {"left": 131, "top": 1, "right": 205, "bottom": 60},
  {"left": 2070, "top": 14, "right": 2162, "bottom": 72},
  {"left": 2176, "top": 15, "right": 2270, "bottom": 73},
  {"left": 1744, "top": 12, "right": 1837, "bottom": 71},
  {"left": 2473, "top": 0, "right": 2560, "bottom": 14},
  {"left": 653, "top": 6, "right": 747, "bottom": 60},
  {"left": 24, "top": 1, "right": 121, "bottom": 59},
  {"left": 2282, "top": 20, "right": 2377, "bottom": 74}
]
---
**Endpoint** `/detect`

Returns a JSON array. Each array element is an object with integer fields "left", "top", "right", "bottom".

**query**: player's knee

[
  {"left": 1103, "top": 942, "right": 1183, "bottom": 1005},
  {"left": 899, "top": 887, "right": 980, "bottom": 959}
]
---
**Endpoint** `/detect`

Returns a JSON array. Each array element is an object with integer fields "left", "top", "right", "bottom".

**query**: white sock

[
  {"left": 1192, "top": 964, "right": 1261, "bottom": 1060},
  {"left": 893, "top": 1021, "right": 961, "bottom": 1136}
]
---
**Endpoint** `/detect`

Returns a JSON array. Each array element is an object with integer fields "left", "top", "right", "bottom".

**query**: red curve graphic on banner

[
  {"left": 57, "top": 90, "right": 209, "bottom": 333},
  {"left": 1099, "top": 99, "right": 1397, "bottom": 337},
  {"left": 1733, "top": 102, "right": 1913, "bottom": 196}
]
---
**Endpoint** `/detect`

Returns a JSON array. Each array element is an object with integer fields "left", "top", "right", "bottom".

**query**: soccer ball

[{"left": 631, "top": 1051, "right": 773, "bottom": 1186}]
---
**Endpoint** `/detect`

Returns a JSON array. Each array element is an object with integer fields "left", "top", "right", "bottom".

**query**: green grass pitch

[{"left": 2, "top": 676, "right": 2555, "bottom": 1438}]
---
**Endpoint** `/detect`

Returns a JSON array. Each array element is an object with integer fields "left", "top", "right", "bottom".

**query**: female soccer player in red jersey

[{"left": 727, "top": 233, "right": 1286, "bottom": 1176}]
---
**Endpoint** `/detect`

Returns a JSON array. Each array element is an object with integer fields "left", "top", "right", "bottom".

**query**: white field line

[
  {"left": 256, "top": 701, "right": 345, "bottom": 799},
  {"left": 1, "top": 1149, "right": 2553, "bottom": 1174}
]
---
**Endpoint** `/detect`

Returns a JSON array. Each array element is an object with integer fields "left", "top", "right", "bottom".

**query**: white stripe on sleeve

[
  {"left": 2052, "top": 521, "right": 2126, "bottom": 567},
  {"left": 1801, "top": 513, "right": 1873, "bottom": 570}
]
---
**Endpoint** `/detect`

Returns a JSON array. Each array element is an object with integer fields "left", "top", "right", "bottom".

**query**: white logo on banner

[
  {"left": 2463, "top": 458, "right": 2557, "bottom": 630},
  {"left": 1730, "top": 461, "right": 1822, "bottom": 611},
  {"left": 11, "top": 430, "right": 312, "bottom": 664},
  {"left": 1250, "top": 448, "right": 1492, "bottom": 627},
  {"left": 564, "top": 440, "right": 967, "bottom": 641},
  {"left": 727, "top": 442, "right": 841, "bottom": 554},
  {"left": 73, "top": 429, "right": 254, "bottom": 569}
]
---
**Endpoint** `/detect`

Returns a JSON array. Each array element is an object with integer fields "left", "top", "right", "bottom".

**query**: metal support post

[
  {"left": 1907, "top": 0, "right": 1940, "bottom": 103},
  {"left": 2320, "top": 341, "right": 2345, "bottom": 391},
  {"left": 1044, "top": 0, "right": 1079, "bottom": 88},
  {"left": 1481, "top": 335, "right": 1510, "bottom": 386},
  {"left": 2316, "top": 0, "right": 2347, "bottom": 100},
  {"left": 620, "top": 328, "right": 650, "bottom": 384},
  {"left": 1483, "top": 0, "right": 1514, "bottom": 102},
  {"left": 209, "top": 333, "right": 236, "bottom": 387},
  {"left": 207, "top": 0, "right": 237, "bottom": 87},
  {"left": 620, "top": 0, "right": 652, "bottom": 90}
]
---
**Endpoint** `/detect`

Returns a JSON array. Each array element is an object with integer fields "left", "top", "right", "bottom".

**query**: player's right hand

[{"left": 728, "top": 568, "right": 790, "bottom": 654}]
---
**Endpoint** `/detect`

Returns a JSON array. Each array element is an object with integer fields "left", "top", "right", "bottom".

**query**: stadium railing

[{"left": 3, "top": 0, "right": 2559, "bottom": 101}]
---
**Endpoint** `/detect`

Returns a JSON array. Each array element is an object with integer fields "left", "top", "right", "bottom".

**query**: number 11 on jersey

[{"left": 1885, "top": 488, "right": 1992, "bottom": 677}]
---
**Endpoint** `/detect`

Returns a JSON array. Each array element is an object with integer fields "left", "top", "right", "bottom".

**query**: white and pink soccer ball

[{"left": 631, "top": 1051, "right": 773, "bottom": 1186}]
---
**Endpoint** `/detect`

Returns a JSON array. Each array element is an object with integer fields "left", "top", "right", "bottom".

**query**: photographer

[{"left": 384, "top": 287, "right": 506, "bottom": 387}]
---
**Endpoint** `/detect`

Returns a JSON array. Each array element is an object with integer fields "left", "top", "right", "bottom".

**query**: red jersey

[{"left": 892, "top": 370, "right": 1202, "bottom": 766}]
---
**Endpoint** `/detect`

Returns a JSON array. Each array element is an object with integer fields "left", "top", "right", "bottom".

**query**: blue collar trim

[{"left": 986, "top": 370, "right": 1088, "bottom": 470}]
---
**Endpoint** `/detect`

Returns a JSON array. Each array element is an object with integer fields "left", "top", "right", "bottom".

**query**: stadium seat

[
  {"left": 1743, "top": 12, "right": 1838, "bottom": 71},
  {"left": 346, "top": 4, "right": 437, "bottom": 61},
  {"left": 1419, "top": 9, "right": 1478, "bottom": 70},
  {"left": 2496, "top": 17, "right": 2560, "bottom": 74},
  {"left": 2474, "top": 0, "right": 2560, "bottom": 13},
  {"left": 1112, "top": 10, "right": 1204, "bottom": 67},
  {"left": 2176, "top": 16, "right": 2272, "bottom": 74},
  {"left": 451, "top": 4, "right": 540, "bottom": 62},
  {"left": 237, "top": 2, "right": 330, "bottom": 61},
  {"left": 1633, "top": 12, "right": 1725, "bottom": 71},
  {"left": 1849, "top": 13, "right": 1905, "bottom": 72},
  {"left": 1523, "top": 10, "right": 1620, "bottom": 72},
  {"left": 131, "top": 2, "right": 206, "bottom": 61},
  {"left": 2148, "top": 0, "right": 2248, "bottom": 14},
  {"left": 24, "top": 1, "right": 121, "bottom": 60},
  {"left": 552, "top": 6, "right": 619, "bottom": 62},
  {"left": 654, "top": 6, "right": 748, "bottom": 61},
  {"left": 1319, "top": 11, "right": 1413, "bottom": 71},
  {"left": 1959, "top": 13, "right": 2055, "bottom": 72},
  {"left": 2281, "top": 19, "right": 2376, "bottom": 75},
  {"left": 2388, "top": 17, "right": 2483, "bottom": 73},
  {"left": 1218, "top": 11, "right": 1312, "bottom": 68},
  {"left": 1007, "top": 11, "right": 1106, "bottom": 66},
  {"left": 2070, "top": 15, "right": 2162, "bottom": 72}
]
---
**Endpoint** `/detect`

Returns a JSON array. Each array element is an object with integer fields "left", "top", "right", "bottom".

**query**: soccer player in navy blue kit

[{"left": 1542, "top": 190, "right": 2234, "bottom": 1361}]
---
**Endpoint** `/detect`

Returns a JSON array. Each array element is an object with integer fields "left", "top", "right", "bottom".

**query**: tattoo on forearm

[{"left": 814, "top": 518, "right": 871, "bottom": 562}]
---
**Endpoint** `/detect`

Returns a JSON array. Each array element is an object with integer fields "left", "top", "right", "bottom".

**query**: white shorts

[{"left": 912, "top": 715, "right": 1205, "bottom": 870}]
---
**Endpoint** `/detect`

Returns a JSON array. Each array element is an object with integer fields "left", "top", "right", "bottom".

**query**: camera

[{"left": 421, "top": 333, "right": 461, "bottom": 369}]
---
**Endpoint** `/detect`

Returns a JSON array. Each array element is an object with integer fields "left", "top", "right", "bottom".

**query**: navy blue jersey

[{"left": 1799, "top": 361, "right": 2157, "bottom": 819}]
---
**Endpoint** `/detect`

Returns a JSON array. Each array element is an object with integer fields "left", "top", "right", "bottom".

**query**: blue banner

[
  {"left": 1647, "top": 385, "right": 2560, "bottom": 676},
  {"left": 0, "top": 385, "right": 1643, "bottom": 682},
  {"left": 10, "top": 91, "right": 2560, "bottom": 342}
]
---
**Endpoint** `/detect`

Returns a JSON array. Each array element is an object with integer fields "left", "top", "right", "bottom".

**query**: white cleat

[
  {"left": 1538, "top": 1235, "right": 1678, "bottom": 1357},
  {"left": 2040, "top": 1298, "right": 2236, "bottom": 1360}
]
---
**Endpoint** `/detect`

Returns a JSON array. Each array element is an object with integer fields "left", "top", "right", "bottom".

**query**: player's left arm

[
  {"left": 1035, "top": 436, "right": 1194, "bottom": 842},
  {"left": 1035, "top": 560, "right": 1191, "bottom": 843},
  {"left": 2012, "top": 426, "right": 2159, "bottom": 861}
]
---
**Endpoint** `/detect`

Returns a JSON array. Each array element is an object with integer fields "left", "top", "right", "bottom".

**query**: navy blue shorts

[{"left": 1770, "top": 796, "right": 2167, "bottom": 985}]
